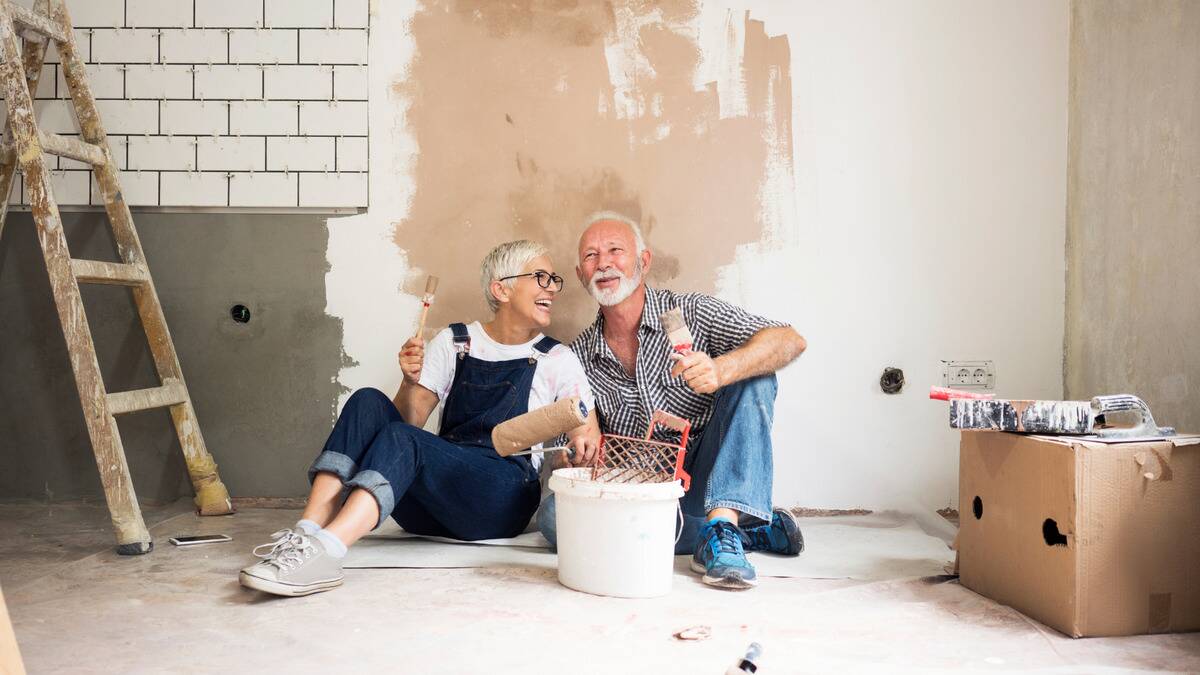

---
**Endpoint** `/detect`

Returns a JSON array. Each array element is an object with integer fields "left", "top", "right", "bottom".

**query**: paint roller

[
  {"left": 491, "top": 397, "right": 589, "bottom": 458},
  {"left": 414, "top": 275, "right": 439, "bottom": 338}
]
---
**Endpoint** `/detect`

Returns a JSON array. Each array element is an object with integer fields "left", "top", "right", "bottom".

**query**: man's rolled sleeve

[{"left": 691, "top": 294, "right": 789, "bottom": 357}]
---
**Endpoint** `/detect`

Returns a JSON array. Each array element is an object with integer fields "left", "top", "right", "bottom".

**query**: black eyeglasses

[{"left": 498, "top": 271, "right": 564, "bottom": 292}]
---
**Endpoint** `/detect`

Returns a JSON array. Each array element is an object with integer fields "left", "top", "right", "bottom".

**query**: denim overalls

[{"left": 308, "top": 323, "right": 559, "bottom": 540}]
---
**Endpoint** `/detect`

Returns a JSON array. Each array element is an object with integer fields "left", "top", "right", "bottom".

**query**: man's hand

[
  {"left": 670, "top": 351, "right": 722, "bottom": 394},
  {"left": 398, "top": 336, "right": 424, "bottom": 385},
  {"left": 565, "top": 421, "right": 601, "bottom": 467}
]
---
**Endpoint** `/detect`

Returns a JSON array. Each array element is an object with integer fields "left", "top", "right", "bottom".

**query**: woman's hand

[
  {"left": 565, "top": 412, "right": 602, "bottom": 467},
  {"left": 398, "top": 336, "right": 424, "bottom": 385}
]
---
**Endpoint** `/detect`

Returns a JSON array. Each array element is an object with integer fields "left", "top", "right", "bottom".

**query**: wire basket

[{"left": 591, "top": 411, "right": 692, "bottom": 491}]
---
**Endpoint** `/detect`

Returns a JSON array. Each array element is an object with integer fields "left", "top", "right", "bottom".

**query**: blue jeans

[
  {"left": 538, "top": 375, "right": 776, "bottom": 554},
  {"left": 309, "top": 388, "right": 541, "bottom": 540}
]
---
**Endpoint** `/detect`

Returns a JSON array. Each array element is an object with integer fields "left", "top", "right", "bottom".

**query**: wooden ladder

[{"left": 0, "top": 0, "right": 232, "bottom": 555}]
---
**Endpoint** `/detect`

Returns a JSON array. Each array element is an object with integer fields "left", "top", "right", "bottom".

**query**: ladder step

[
  {"left": 71, "top": 259, "right": 148, "bottom": 286},
  {"left": 40, "top": 132, "right": 106, "bottom": 166},
  {"left": 8, "top": 4, "right": 67, "bottom": 44},
  {"left": 106, "top": 379, "right": 188, "bottom": 416},
  {"left": 0, "top": 132, "right": 107, "bottom": 167}
]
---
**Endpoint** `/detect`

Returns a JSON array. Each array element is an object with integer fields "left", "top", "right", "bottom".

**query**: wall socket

[{"left": 942, "top": 360, "right": 995, "bottom": 389}]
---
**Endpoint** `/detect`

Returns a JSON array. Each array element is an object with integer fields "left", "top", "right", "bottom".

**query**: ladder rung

[
  {"left": 8, "top": 4, "right": 67, "bottom": 44},
  {"left": 106, "top": 380, "right": 188, "bottom": 416},
  {"left": 41, "top": 132, "right": 106, "bottom": 166},
  {"left": 71, "top": 259, "right": 148, "bottom": 286},
  {"left": 0, "top": 133, "right": 107, "bottom": 167}
]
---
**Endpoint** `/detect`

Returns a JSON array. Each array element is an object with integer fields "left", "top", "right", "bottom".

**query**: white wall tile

[
  {"left": 299, "top": 101, "right": 365, "bottom": 135},
  {"left": 195, "top": 0, "right": 263, "bottom": 28},
  {"left": 265, "top": 0, "right": 331, "bottom": 28},
  {"left": 229, "top": 172, "right": 296, "bottom": 207},
  {"left": 125, "top": 65, "right": 193, "bottom": 99},
  {"left": 94, "top": 100, "right": 159, "bottom": 135},
  {"left": 25, "top": 169, "right": 91, "bottom": 206},
  {"left": 159, "top": 28, "right": 227, "bottom": 64},
  {"left": 34, "top": 65, "right": 56, "bottom": 99},
  {"left": 230, "top": 101, "right": 297, "bottom": 135},
  {"left": 299, "top": 172, "right": 365, "bottom": 207},
  {"left": 195, "top": 65, "right": 262, "bottom": 100},
  {"left": 161, "top": 172, "right": 228, "bottom": 206},
  {"left": 335, "top": 137, "right": 367, "bottom": 171},
  {"left": 197, "top": 136, "right": 265, "bottom": 171},
  {"left": 33, "top": 100, "right": 77, "bottom": 134},
  {"left": 59, "top": 64, "right": 126, "bottom": 100},
  {"left": 64, "top": 0, "right": 125, "bottom": 28},
  {"left": 92, "top": 170, "right": 159, "bottom": 206},
  {"left": 42, "top": 30, "right": 90, "bottom": 65},
  {"left": 334, "top": 0, "right": 369, "bottom": 29},
  {"left": 161, "top": 101, "right": 227, "bottom": 135},
  {"left": 128, "top": 136, "right": 197, "bottom": 170},
  {"left": 299, "top": 28, "right": 367, "bottom": 64},
  {"left": 126, "top": 0, "right": 192, "bottom": 28},
  {"left": 91, "top": 29, "right": 158, "bottom": 64},
  {"left": 229, "top": 29, "right": 297, "bottom": 64},
  {"left": 267, "top": 137, "right": 333, "bottom": 171},
  {"left": 263, "top": 65, "right": 330, "bottom": 100},
  {"left": 332, "top": 65, "right": 366, "bottom": 100}
]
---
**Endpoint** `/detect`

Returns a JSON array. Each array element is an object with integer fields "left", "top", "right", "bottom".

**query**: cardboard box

[{"left": 957, "top": 431, "right": 1200, "bottom": 637}]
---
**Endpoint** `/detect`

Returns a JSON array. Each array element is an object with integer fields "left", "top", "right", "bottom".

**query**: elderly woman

[{"left": 240, "top": 240, "right": 599, "bottom": 597}]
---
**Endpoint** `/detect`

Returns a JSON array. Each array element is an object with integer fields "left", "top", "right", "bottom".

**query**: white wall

[{"left": 329, "top": 0, "right": 1069, "bottom": 512}]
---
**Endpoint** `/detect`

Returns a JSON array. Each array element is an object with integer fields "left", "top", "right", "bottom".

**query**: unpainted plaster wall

[
  {"left": 0, "top": 213, "right": 344, "bottom": 502},
  {"left": 1065, "top": 1, "right": 1200, "bottom": 433},
  {"left": 333, "top": 0, "right": 1070, "bottom": 512}
]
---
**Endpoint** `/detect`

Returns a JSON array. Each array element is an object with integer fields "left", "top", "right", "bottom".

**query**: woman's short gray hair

[
  {"left": 480, "top": 239, "right": 549, "bottom": 312},
  {"left": 582, "top": 211, "right": 647, "bottom": 254}
]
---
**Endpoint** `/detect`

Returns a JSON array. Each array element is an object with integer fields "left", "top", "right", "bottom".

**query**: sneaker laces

[
  {"left": 710, "top": 521, "right": 744, "bottom": 557},
  {"left": 267, "top": 535, "right": 318, "bottom": 572},
  {"left": 743, "top": 521, "right": 776, "bottom": 551},
  {"left": 252, "top": 528, "right": 305, "bottom": 560}
]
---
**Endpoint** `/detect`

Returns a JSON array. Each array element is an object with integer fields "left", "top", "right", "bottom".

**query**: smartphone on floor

[{"left": 169, "top": 534, "right": 232, "bottom": 546}]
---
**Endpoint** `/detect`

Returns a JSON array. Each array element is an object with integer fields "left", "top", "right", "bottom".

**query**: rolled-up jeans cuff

[
  {"left": 344, "top": 470, "right": 394, "bottom": 528},
  {"left": 308, "top": 451, "right": 358, "bottom": 484},
  {"left": 706, "top": 499, "right": 771, "bottom": 527}
]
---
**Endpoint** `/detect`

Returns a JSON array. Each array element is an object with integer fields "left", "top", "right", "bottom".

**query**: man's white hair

[
  {"left": 480, "top": 239, "right": 549, "bottom": 312},
  {"left": 581, "top": 210, "right": 647, "bottom": 254}
]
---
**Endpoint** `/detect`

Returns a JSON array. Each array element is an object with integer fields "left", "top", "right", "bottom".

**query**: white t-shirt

[{"left": 418, "top": 321, "right": 594, "bottom": 470}]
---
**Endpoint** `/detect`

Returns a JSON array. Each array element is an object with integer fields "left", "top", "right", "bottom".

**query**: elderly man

[{"left": 540, "top": 211, "right": 808, "bottom": 590}]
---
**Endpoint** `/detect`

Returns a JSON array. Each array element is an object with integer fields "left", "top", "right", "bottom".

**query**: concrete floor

[{"left": 2, "top": 502, "right": 1198, "bottom": 674}]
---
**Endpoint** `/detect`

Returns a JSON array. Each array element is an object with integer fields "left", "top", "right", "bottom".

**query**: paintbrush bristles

[
  {"left": 423, "top": 275, "right": 439, "bottom": 296},
  {"left": 658, "top": 308, "right": 694, "bottom": 351}
]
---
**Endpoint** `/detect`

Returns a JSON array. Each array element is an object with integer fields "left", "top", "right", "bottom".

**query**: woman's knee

[{"left": 346, "top": 387, "right": 393, "bottom": 411}]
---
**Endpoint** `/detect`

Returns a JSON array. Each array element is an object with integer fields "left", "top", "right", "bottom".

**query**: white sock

[
  {"left": 295, "top": 519, "right": 320, "bottom": 535},
  {"left": 312, "top": 528, "right": 348, "bottom": 558}
]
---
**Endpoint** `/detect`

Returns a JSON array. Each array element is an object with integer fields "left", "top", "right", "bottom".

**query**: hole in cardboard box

[
  {"left": 1042, "top": 518, "right": 1067, "bottom": 547},
  {"left": 972, "top": 496, "right": 983, "bottom": 520}
]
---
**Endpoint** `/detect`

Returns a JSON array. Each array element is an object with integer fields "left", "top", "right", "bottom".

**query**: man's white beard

[{"left": 588, "top": 263, "right": 642, "bottom": 307}]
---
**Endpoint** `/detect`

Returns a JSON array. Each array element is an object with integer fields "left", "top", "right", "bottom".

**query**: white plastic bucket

[{"left": 548, "top": 467, "right": 684, "bottom": 598}]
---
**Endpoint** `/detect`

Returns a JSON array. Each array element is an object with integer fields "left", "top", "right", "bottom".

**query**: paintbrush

[
  {"left": 658, "top": 308, "right": 693, "bottom": 357},
  {"left": 414, "top": 275, "right": 438, "bottom": 339}
]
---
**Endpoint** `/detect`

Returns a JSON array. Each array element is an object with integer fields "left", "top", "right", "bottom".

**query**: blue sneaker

[
  {"left": 690, "top": 519, "right": 757, "bottom": 589},
  {"left": 742, "top": 507, "right": 804, "bottom": 556}
]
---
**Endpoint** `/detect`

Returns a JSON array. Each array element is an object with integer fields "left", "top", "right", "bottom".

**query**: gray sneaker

[{"left": 239, "top": 529, "right": 344, "bottom": 597}]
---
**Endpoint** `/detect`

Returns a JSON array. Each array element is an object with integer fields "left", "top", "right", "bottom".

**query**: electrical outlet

[{"left": 942, "top": 360, "right": 995, "bottom": 389}]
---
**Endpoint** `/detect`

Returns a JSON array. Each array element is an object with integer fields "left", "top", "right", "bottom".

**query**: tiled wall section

[{"left": 4, "top": 0, "right": 368, "bottom": 208}]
